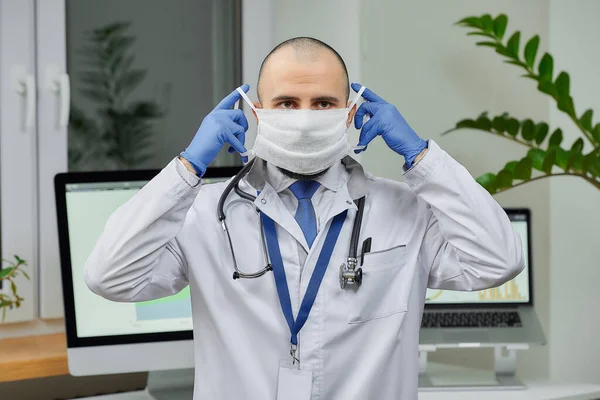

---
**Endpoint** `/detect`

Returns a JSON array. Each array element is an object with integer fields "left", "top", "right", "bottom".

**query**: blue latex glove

[
  {"left": 180, "top": 85, "right": 250, "bottom": 176},
  {"left": 351, "top": 83, "right": 427, "bottom": 168}
]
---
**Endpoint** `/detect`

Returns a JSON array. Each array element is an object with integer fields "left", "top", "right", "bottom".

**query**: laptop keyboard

[{"left": 420, "top": 311, "right": 522, "bottom": 328}]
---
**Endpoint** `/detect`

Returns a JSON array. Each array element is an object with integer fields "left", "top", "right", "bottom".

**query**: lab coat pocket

[{"left": 346, "top": 244, "right": 409, "bottom": 324}]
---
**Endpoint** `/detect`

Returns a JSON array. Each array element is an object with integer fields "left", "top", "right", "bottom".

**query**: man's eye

[
  {"left": 317, "top": 101, "right": 332, "bottom": 109},
  {"left": 279, "top": 101, "right": 293, "bottom": 109}
]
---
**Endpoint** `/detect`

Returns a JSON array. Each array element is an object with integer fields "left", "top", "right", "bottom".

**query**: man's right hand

[{"left": 180, "top": 85, "right": 250, "bottom": 176}]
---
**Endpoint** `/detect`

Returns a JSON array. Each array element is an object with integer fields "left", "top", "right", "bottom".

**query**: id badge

[{"left": 276, "top": 359, "right": 314, "bottom": 400}]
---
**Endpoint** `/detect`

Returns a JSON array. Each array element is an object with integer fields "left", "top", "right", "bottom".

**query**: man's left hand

[{"left": 352, "top": 83, "right": 427, "bottom": 168}]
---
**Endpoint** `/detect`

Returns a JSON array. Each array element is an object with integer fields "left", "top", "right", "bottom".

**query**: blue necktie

[{"left": 289, "top": 181, "right": 321, "bottom": 248}]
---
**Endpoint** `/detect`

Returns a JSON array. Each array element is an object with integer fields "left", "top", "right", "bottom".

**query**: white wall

[
  {"left": 548, "top": 0, "right": 600, "bottom": 383},
  {"left": 360, "top": 0, "right": 551, "bottom": 379},
  {"left": 271, "top": 0, "right": 363, "bottom": 155}
]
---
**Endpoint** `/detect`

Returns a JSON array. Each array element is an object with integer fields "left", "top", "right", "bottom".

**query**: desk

[
  {"left": 420, "top": 383, "right": 600, "bottom": 399},
  {"left": 0, "top": 333, "right": 68, "bottom": 382},
  {"left": 82, "top": 382, "right": 600, "bottom": 400},
  {"left": 419, "top": 363, "right": 600, "bottom": 400}
]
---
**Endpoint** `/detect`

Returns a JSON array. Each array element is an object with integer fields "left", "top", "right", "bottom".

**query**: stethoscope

[{"left": 217, "top": 158, "right": 367, "bottom": 289}]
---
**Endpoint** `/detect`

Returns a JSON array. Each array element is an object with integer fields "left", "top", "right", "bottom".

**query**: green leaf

[
  {"left": 580, "top": 109, "right": 593, "bottom": 132},
  {"left": 495, "top": 46, "right": 513, "bottom": 57},
  {"left": 522, "top": 73, "right": 539, "bottom": 81},
  {"left": 594, "top": 123, "right": 600, "bottom": 143},
  {"left": 534, "top": 123, "right": 549, "bottom": 144},
  {"left": 538, "top": 53, "right": 554, "bottom": 81},
  {"left": 566, "top": 150, "right": 584, "bottom": 171},
  {"left": 506, "top": 118, "right": 520, "bottom": 136},
  {"left": 521, "top": 119, "right": 535, "bottom": 141},
  {"left": 506, "top": 31, "right": 521, "bottom": 58},
  {"left": 557, "top": 95, "right": 575, "bottom": 117},
  {"left": 549, "top": 129, "right": 563, "bottom": 146},
  {"left": 455, "top": 119, "right": 477, "bottom": 130},
  {"left": 528, "top": 148, "right": 546, "bottom": 171},
  {"left": 0, "top": 267, "right": 14, "bottom": 279},
  {"left": 554, "top": 147, "right": 570, "bottom": 170},
  {"left": 457, "top": 16, "right": 482, "bottom": 28},
  {"left": 14, "top": 255, "right": 24, "bottom": 264},
  {"left": 524, "top": 35, "right": 540, "bottom": 68},
  {"left": 503, "top": 161, "right": 519, "bottom": 173},
  {"left": 542, "top": 149, "right": 557, "bottom": 174},
  {"left": 555, "top": 72, "right": 570, "bottom": 97},
  {"left": 538, "top": 80, "right": 558, "bottom": 98},
  {"left": 496, "top": 170, "right": 513, "bottom": 189},
  {"left": 115, "top": 70, "right": 146, "bottom": 97},
  {"left": 493, "top": 14, "right": 508, "bottom": 39},
  {"left": 514, "top": 157, "right": 533, "bottom": 180},
  {"left": 476, "top": 173, "right": 498, "bottom": 194},
  {"left": 474, "top": 114, "right": 492, "bottom": 130},
  {"left": 492, "top": 115, "right": 507, "bottom": 132},
  {"left": 571, "top": 138, "right": 585, "bottom": 153},
  {"left": 504, "top": 59, "right": 527, "bottom": 67},
  {"left": 468, "top": 31, "right": 497, "bottom": 39},
  {"left": 21, "top": 271, "right": 30, "bottom": 280},
  {"left": 10, "top": 281, "right": 17, "bottom": 295},
  {"left": 480, "top": 14, "right": 494, "bottom": 32},
  {"left": 476, "top": 41, "right": 499, "bottom": 48},
  {"left": 585, "top": 154, "right": 600, "bottom": 176}
]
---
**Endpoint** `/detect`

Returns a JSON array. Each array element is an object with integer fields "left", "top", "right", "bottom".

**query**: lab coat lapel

[{"left": 254, "top": 182, "right": 310, "bottom": 251}]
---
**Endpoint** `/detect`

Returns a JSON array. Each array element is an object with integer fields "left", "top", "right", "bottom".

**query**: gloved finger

[
  {"left": 357, "top": 117, "right": 379, "bottom": 148},
  {"left": 354, "top": 102, "right": 380, "bottom": 129},
  {"left": 227, "top": 109, "right": 249, "bottom": 132},
  {"left": 214, "top": 84, "right": 250, "bottom": 111},
  {"left": 224, "top": 131, "right": 247, "bottom": 155},
  {"left": 227, "top": 128, "right": 246, "bottom": 153},
  {"left": 351, "top": 83, "right": 386, "bottom": 103}
]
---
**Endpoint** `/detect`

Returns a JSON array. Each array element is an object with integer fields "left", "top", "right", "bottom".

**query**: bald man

[{"left": 86, "top": 37, "right": 524, "bottom": 399}]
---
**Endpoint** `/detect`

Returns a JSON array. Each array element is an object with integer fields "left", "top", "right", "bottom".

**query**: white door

[
  {"left": 36, "top": 0, "right": 244, "bottom": 318},
  {"left": 0, "top": 0, "right": 37, "bottom": 323}
]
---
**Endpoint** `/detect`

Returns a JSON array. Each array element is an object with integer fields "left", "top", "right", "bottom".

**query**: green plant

[
  {"left": 69, "top": 22, "right": 163, "bottom": 171},
  {"left": 0, "top": 256, "right": 29, "bottom": 322},
  {"left": 443, "top": 14, "right": 600, "bottom": 194}
]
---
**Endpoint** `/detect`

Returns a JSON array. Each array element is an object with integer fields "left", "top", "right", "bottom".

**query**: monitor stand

[
  {"left": 146, "top": 368, "right": 194, "bottom": 400},
  {"left": 418, "top": 344, "right": 529, "bottom": 391}
]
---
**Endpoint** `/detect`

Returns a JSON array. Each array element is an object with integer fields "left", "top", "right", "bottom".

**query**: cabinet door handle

[
  {"left": 13, "top": 65, "right": 37, "bottom": 131},
  {"left": 46, "top": 65, "right": 71, "bottom": 128}
]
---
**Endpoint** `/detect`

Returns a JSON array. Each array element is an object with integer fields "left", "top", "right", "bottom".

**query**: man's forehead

[{"left": 259, "top": 48, "right": 347, "bottom": 98}]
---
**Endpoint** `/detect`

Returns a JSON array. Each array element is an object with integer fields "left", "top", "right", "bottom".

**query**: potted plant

[
  {"left": 444, "top": 14, "right": 600, "bottom": 194},
  {"left": 0, "top": 256, "right": 29, "bottom": 322}
]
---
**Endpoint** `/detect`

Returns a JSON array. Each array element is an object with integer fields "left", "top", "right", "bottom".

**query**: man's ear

[
  {"left": 346, "top": 102, "right": 358, "bottom": 128},
  {"left": 252, "top": 101, "right": 261, "bottom": 124}
]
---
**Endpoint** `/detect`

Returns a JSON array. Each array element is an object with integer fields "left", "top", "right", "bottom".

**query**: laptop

[{"left": 419, "top": 208, "right": 546, "bottom": 346}]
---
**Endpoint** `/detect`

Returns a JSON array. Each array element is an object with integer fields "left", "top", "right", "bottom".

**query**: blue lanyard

[{"left": 261, "top": 210, "right": 348, "bottom": 346}]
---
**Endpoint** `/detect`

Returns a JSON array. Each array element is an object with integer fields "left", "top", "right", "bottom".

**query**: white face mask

[{"left": 236, "top": 86, "right": 366, "bottom": 175}]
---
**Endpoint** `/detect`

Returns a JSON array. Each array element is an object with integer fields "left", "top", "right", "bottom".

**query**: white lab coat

[{"left": 85, "top": 140, "right": 524, "bottom": 399}]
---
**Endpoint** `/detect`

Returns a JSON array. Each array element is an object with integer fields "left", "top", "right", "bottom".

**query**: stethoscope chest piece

[{"left": 339, "top": 258, "right": 362, "bottom": 289}]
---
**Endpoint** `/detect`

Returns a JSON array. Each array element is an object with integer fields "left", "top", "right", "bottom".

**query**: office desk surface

[
  {"left": 420, "top": 382, "right": 600, "bottom": 399},
  {"left": 419, "top": 362, "right": 600, "bottom": 400},
  {"left": 0, "top": 332, "right": 69, "bottom": 382},
  {"left": 82, "top": 382, "right": 600, "bottom": 400}
]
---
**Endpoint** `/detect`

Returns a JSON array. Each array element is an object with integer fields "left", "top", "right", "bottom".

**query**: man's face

[{"left": 255, "top": 46, "right": 356, "bottom": 127}]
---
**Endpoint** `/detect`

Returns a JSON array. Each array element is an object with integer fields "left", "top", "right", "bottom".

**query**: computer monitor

[
  {"left": 55, "top": 166, "right": 241, "bottom": 377},
  {"left": 424, "top": 208, "right": 532, "bottom": 306}
]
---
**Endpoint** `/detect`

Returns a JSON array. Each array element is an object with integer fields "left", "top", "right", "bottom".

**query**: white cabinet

[
  {"left": 0, "top": 0, "right": 37, "bottom": 323},
  {"left": 0, "top": 0, "right": 246, "bottom": 321},
  {"left": 35, "top": 0, "right": 68, "bottom": 319}
]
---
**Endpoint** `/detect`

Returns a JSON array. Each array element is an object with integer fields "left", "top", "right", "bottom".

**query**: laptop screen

[{"left": 425, "top": 209, "right": 531, "bottom": 305}]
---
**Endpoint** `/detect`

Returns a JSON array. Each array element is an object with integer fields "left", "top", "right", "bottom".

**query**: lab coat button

[{"left": 261, "top": 199, "right": 267, "bottom": 204}]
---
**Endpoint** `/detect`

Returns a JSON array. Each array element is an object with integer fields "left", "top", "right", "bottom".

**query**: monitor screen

[
  {"left": 65, "top": 176, "right": 229, "bottom": 338},
  {"left": 425, "top": 211, "right": 531, "bottom": 305}
]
